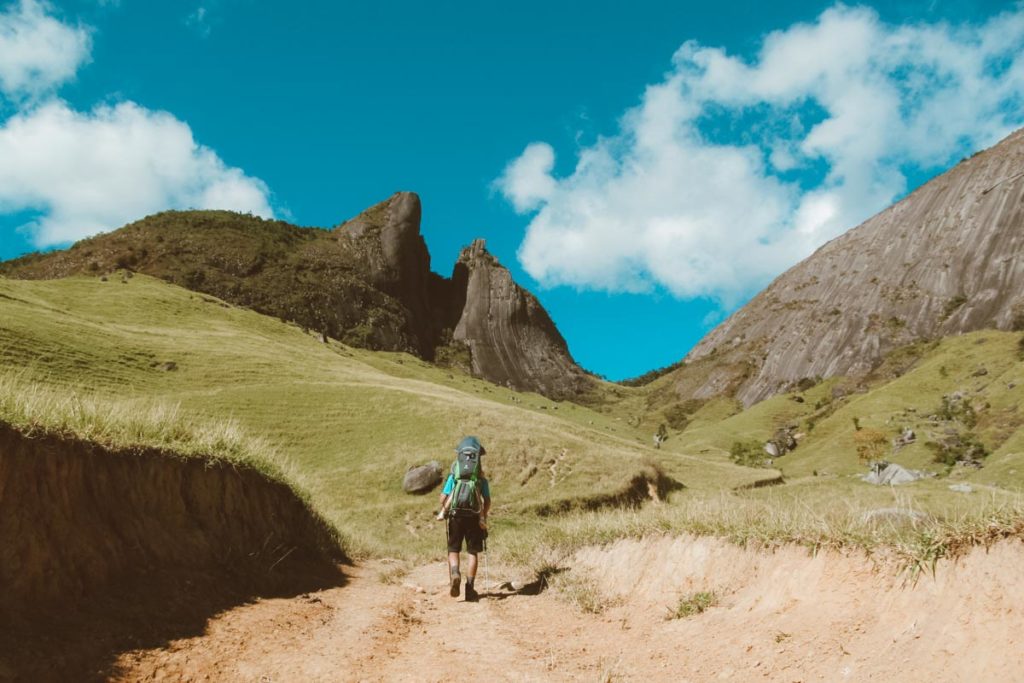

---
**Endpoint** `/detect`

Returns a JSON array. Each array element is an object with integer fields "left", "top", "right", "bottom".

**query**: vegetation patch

[
  {"left": 729, "top": 439, "right": 770, "bottom": 468},
  {"left": 666, "top": 591, "right": 719, "bottom": 619}
]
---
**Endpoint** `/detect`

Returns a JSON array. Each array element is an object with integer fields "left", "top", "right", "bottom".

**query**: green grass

[
  {"left": 3, "top": 274, "right": 1024, "bottom": 570},
  {"left": 0, "top": 274, "right": 760, "bottom": 559}
]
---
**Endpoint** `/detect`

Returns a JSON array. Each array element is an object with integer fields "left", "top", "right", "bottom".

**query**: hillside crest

[{"left": 0, "top": 192, "right": 592, "bottom": 399}]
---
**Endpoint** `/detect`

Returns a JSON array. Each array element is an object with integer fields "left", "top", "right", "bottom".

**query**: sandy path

[{"left": 113, "top": 538, "right": 1024, "bottom": 683}]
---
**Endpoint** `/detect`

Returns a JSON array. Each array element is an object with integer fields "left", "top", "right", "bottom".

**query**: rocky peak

[
  {"left": 335, "top": 192, "right": 434, "bottom": 353},
  {"left": 0, "top": 192, "right": 592, "bottom": 401},
  {"left": 674, "top": 126, "right": 1024, "bottom": 406},
  {"left": 451, "top": 239, "right": 591, "bottom": 400}
]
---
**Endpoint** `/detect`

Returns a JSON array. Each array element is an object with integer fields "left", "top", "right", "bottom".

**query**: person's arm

[
  {"left": 479, "top": 479, "right": 491, "bottom": 527},
  {"left": 437, "top": 474, "right": 453, "bottom": 519}
]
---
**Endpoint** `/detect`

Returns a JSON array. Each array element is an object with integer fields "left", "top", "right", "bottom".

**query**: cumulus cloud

[
  {"left": 496, "top": 142, "right": 557, "bottom": 212},
  {"left": 0, "top": 0, "right": 275, "bottom": 248},
  {"left": 497, "top": 4, "right": 1024, "bottom": 305},
  {"left": 0, "top": 100, "right": 273, "bottom": 246},
  {"left": 0, "top": 0, "right": 91, "bottom": 100}
]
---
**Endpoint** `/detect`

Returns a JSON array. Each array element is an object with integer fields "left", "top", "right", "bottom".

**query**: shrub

[
  {"left": 927, "top": 431, "right": 988, "bottom": 467},
  {"left": 854, "top": 428, "right": 889, "bottom": 463},
  {"left": 942, "top": 294, "right": 968, "bottom": 321},
  {"left": 729, "top": 440, "right": 768, "bottom": 468},
  {"left": 666, "top": 591, "right": 718, "bottom": 620},
  {"left": 937, "top": 395, "right": 977, "bottom": 428},
  {"left": 663, "top": 403, "right": 690, "bottom": 431}
]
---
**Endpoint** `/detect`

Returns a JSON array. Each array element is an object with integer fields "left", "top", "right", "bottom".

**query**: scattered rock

[
  {"left": 861, "top": 461, "right": 932, "bottom": 485},
  {"left": 892, "top": 427, "right": 916, "bottom": 451},
  {"left": 764, "top": 425, "right": 799, "bottom": 458},
  {"left": 402, "top": 461, "right": 442, "bottom": 494},
  {"left": 948, "top": 483, "right": 974, "bottom": 493}
]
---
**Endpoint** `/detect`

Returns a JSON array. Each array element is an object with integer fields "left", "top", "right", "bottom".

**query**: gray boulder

[
  {"left": 861, "top": 461, "right": 931, "bottom": 485},
  {"left": 403, "top": 461, "right": 442, "bottom": 494},
  {"left": 892, "top": 427, "right": 916, "bottom": 451}
]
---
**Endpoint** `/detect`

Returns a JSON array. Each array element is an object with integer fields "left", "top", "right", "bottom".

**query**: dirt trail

[{"left": 113, "top": 537, "right": 1024, "bottom": 683}]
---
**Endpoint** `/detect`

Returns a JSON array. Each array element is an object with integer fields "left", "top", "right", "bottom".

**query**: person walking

[{"left": 437, "top": 436, "right": 490, "bottom": 602}]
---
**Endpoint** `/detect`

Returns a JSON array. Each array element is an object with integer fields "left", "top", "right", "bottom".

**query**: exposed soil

[
  {"left": 0, "top": 424, "right": 345, "bottom": 682},
  {"left": 111, "top": 536, "right": 1024, "bottom": 682}
]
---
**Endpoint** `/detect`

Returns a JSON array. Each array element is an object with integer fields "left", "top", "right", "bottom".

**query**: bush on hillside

[
  {"left": 926, "top": 432, "right": 988, "bottom": 467},
  {"left": 729, "top": 439, "right": 768, "bottom": 468},
  {"left": 854, "top": 428, "right": 889, "bottom": 463},
  {"left": 936, "top": 394, "right": 977, "bottom": 428}
]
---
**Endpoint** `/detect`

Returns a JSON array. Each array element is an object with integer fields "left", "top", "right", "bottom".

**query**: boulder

[
  {"left": 764, "top": 425, "right": 799, "bottom": 458},
  {"left": 861, "top": 461, "right": 931, "bottom": 485},
  {"left": 892, "top": 427, "right": 916, "bottom": 451},
  {"left": 949, "top": 483, "right": 974, "bottom": 493},
  {"left": 403, "top": 461, "right": 442, "bottom": 494}
]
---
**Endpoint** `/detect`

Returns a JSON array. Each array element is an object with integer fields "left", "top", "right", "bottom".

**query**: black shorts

[{"left": 447, "top": 515, "right": 486, "bottom": 554}]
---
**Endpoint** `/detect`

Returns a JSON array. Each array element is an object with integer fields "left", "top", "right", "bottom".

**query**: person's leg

[
  {"left": 463, "top": 551, "right": 479, "bottom": 601},
  {"left": 463, "top": 519, "right": 484, "bottom": 602},
  {"left": 447, "top": 519, "right": 464, "bottom": 597}
]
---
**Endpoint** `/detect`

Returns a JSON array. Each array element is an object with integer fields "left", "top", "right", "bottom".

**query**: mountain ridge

[{"left": 0, "top": 192, "right": 593, "bottom": 400}]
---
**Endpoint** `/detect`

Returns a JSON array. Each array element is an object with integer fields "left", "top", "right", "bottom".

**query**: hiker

[{"left": 436, "top": 436, "right": 491, "bottom": 602}]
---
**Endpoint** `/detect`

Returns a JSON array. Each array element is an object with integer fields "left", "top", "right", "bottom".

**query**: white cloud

[
  {"left": 0, "top": 1, "right": 276, "bottom": 248},
  {"left": 498, "top": 4, "right": 1024, "bottom": 305},
  {"left": 0, "top": 0, "right": 91, "bottom": 100},
  {"left": 186, "top": 6, "right": 212, "bottom": 38},
  {"left": 0, "top": 100, "right": 274, "bottom": 246},
  {"left": 496, "top": 142, "right": 556, "bottom": 212}
]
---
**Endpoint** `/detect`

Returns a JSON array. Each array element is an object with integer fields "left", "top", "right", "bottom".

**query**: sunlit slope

[
  {"left": 0, "top": 274, "right": 762, "bottom": 556},
  {"left": 661, "top": 331, "right": 1024, "bottom": 489}
]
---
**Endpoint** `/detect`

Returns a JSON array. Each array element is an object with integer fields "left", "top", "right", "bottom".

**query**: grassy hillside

[
  {"left": 3, "top": 273, "right": 1023, "bottom": 569},
  {"left": 0, "top": 273, "right": 761, "bottom": 558},
  {"left": 0, "top": 209, "right": 423, "bottom": 353},
  {"left": 656, "top": 332, "right": 1024, "bottom": 488}
]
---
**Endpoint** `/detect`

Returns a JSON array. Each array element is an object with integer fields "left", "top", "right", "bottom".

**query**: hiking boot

[
  {"left": 449, "top": 573, "right": 461, "bottom": 598},
  {"left": 465, "top": 583, "right": 479, "bottom": 602}
]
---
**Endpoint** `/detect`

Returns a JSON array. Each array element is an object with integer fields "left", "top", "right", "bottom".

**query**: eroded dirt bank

[
  {"left": 0, "top": 423, "right": 346, "bottom": 682},
  {"left": 114, "top": 535, "right": 1024, "bottom": 682}
]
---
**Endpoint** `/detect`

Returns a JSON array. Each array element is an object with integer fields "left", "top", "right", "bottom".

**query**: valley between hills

[{"left": 3, "top": 127, "right": 1024, "bottom": 682}]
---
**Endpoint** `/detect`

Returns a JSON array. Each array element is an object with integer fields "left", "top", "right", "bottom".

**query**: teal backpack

[{"left": 449, "top": 437, "right": 485, "bottom": 517}]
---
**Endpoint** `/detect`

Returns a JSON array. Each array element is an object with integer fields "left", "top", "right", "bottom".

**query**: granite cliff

[
  {"left": 670, "top": 127, "right": 1024, "bottom": 406},
  {"left": 452, "top": 240, "right": 591, "bottom": 398}
]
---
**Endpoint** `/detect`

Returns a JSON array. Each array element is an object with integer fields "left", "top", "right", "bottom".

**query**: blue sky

[{"left": 0, "top": 0, "right": 1021, "bottom": 379}]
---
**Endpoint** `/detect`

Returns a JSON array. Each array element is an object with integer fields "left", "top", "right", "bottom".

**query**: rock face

[
  {"left": 0, "top": 192, "right": 590, "bottom": 399},
  {"left": 677, "top": 127, "right": 1024, "bottom": 406},
  {"left": 336, "top": 192, "right": 437, "bottom": 353},
  {"left": 452, "top": 240, "right": 592, "bottom": 399}
]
